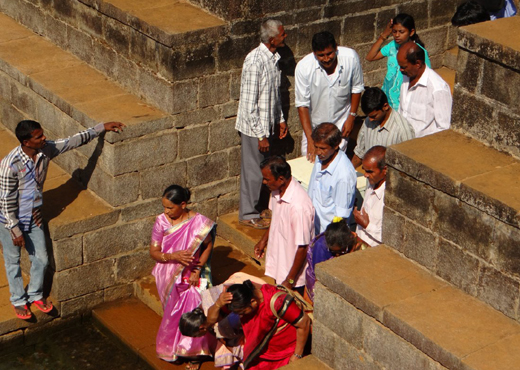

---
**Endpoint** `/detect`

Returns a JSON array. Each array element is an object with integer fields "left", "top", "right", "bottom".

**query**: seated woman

[
  {"left": 206, "top": 280, "right": 310, "bottom": 370},
  {"left": 150, "top": 185, "right": 216, "bottom": 370},
  {"left": 305, "top": 217, "right": 368, "bottom": 303}
]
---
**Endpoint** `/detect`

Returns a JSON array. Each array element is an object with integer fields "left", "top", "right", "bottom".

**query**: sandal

[
  {"left": 32, "top": 298, "right": 54, "bottom": 313},
  {"left": 260, "top": 209, "right": 272, "bottom": 220},
  {"left": 13, "top": 304, "right": 32, "bottom": 320},
  {"left": 239, "top": 218, "right": 270, "bottom": 229},
  {"left": 186, "top": 361, "right": 201, "bottom": 370}
]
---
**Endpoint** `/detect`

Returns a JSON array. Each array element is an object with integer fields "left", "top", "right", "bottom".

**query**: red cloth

[{"left": 241, "top": 285, "right": 303, "bottom": 370}]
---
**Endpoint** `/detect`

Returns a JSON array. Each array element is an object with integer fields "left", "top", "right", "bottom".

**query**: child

[{"left": 366, "top": 13, "right": 431, "bottom": 110}]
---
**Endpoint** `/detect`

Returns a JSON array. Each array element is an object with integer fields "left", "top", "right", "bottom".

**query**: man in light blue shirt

[{"left": 307, "top": 123, "right": 357, "bottom": 234}]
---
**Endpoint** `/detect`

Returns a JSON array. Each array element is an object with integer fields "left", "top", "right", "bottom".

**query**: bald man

[
  {"left": 397, "top": 41, "right": 452, "bottom": 138},
  {"left": 353, "top": 146, "right": 387, "bottom": 247}
]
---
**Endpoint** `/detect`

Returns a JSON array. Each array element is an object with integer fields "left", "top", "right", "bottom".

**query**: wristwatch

[
  {"left": 288, "top": 278, "right": 295, "bottom": 285},
  {"left": 259, "top": 136, "right": 265, "bottom": 141},
  {"left": 349, "top": 112, "right": 357, "bottom": 117}
]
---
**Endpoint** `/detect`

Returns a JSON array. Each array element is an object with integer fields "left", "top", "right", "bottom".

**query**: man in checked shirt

[
  {"left": 0, "top": 119, "right": 124, "bottom": 319},
  {"left": 235, "top": 19, "right": 288, "bottom": 230}
]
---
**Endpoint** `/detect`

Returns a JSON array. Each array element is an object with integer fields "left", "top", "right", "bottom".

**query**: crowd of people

[{"left": 0, "top": 2, "right": 517, "bottom": 370}]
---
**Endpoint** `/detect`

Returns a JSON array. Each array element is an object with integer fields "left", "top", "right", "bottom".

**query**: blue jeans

[{"left": 0, "top": 221, "right": 48, "bottom": 306}]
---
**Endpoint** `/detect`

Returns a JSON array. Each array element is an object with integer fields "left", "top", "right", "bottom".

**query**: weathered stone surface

[
  {"left": 481, "top": 61, "right": 520, "bottom": 115},
  {"left": 495, "top": 112, "right": 520, "bottom": 159},
  {"left": 492, "top": 220, "right": 520, "bottom": 278},
  {"left": 342, "top": 13, "right": 376, "bottom": 46},
  {"left": 397, "top": 0, "right": 429, "bottom": 30},
  {"left": 199, "top": 74, "right": 230, "bottom": 108},
  {"left": 120, "top": 198, "right": 163, "bottom": 223},
  {"left": 191, "top": 178, "right": 237, "bottom": 204},
  {"left": 296, "top": 21, "right": 342, "bottom": 57},
  {"left": 451, "top": 88, "right": 494, "bottom": 140},
  {"left": 186, "top": 152, "right": 229, "bottom": 187},
  {"left": 0, "top": 329, "right": 24, "bottom": 351},
  {"left": 115, "top": 250, "right": 155, "bottom": 284},
  {"left": 209, "top": 119, "right": 240, "bottom": 153},
  {"left": 24, "top": 316, "right": 82, "bottom": 346},
  {"left": 104, "top": 283, "right": 134, "bottom": 302},
  {"left": 192, "top": 198, "right": 218, "bottom": 222},
  {"left": 60, "top": 290, "right": 104, "bottom": 317},
  {"left": 381, "top": 206, "right": 406, "bottom": 251},
  {"left": 77, "top": 2, "right": 103, "bottom": 38},
  {"left": 229, "top": 70, "right": 242, "bottom": 101},
  {"left": 228, "top": 146, "right": 241, "bottom": 177},
  {"left": 173, "top": 106, "right": 218, "bottom": 129},
  {"left": 312, "top": 320, "right": 337, "bottom": 369},
  {"left": 454, "top": 49, "right": 482, "bottom": 93},
  {"left": 138, "top": 70, "right": 174, "bottom": 114},
  {"left": 403, "top": 220, "right": 438, "bottom": 270},
  {"left": 51, "top": 235, "right": 83, "bottom": 272},
  {"left": 103, "top": 16, "right": 130, "bottom": 57},
  {"left": 52, "top": 259, "right": 116, "bottom": 301},
  {"left": 476, "top": 266, "right": 519, "bottom": 320},
  {"left": 436, "top": 238, "right": 480, "bottom": 296},
  {"left": 172, "top": 79, "right": 198, "bottom": 114},
  {"left": 218, "top": 191, "right": 240, "bottom": 215},
  {"left": 217, "top": 35, "right": 257, "bottom": 71},
  {"left": 129, "top": 27, "right": 157, "bottom": 72},
  {"left": 178, "top": 125, "right": 209, "bottom": 159},
  {"left": 83, "top": 218, "right": 155, "bottom": 263},
  {"left": 421, "top": 27, "right": 449, "bottom": 57},
  {"left": 140, "top": 161, "right": 187, "bottom": 200}
]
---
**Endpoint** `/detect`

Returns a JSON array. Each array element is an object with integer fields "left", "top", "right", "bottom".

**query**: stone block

[
  {"left": 0, "top": 98, "right": 27, "bottom": 132},
  {"left": 454, "top": 49, "right": 482, "bottom": 93},
  {"left": 218, "top": 191, "right": 239, "bottom": 215},
  {"left": 192, "top": 197, "right": 218, "bottom": 222},
  {"left": 186, "top": 152, "right": 229, "bottom": 187},
  {"left": 102, "top": 16, "right": 131, "bottom": 57},
  {"left": 0, "top": 329, "right": 24, "bottom": 352},
  {"left": 184, "top": 43, "right": 217, "bottom": 79},
  {"left": 492, "top": 220, "right": 520, "bottom": 277},
  {"left": 199, "top": 74, "right": 231, "bottom": 108},
  {"left": 217, "top": 35, "right": 258, "bottom": 71},
  {"left": 342, "top": 13, "right": 377, "bottom": 46},
  {"left": 24, "top": 316, "right": 82, "bottom": 346},
  {"left": 397, "top": 1, "right": 429, "bottom": 30},
  {"left": 77, "top": 2, "right": 103, "bottom": 38},
  {"left": 476, "top": 266, "right": 519, "bottom": 320},
  {"left": 120, "top": 198, "right": 163, "bottom": 223},
  {"left": 104, "top": 283, "right": 134, "bottom": 302},
  {"left": 402, "top": 220, "right": 438, "bottom": 271},
  {"left": 44, "top": 12, "right": 68, "bottom": 50},
  {"left": 115, "top": 250, "right": 155, "bottom": 284},
  {"left": 173, "top": 106, "right": 218, "bottom": 129},
  {"left": 191, "top": 178, "right": 238, "bottom": 203},
  {"left": 60, "top": 290, "right": 105, "bottom": 317},
  {"left": 16, "top": 0, "right": 45, "bottom": 36},
  {"left": 220, "top": 101, "right": 239, "bottom": 119},
  {"left": 230, "top": 70, "right": 242, "bottom": 100},
  {"left": 138, "top": 70, "right": 175, "bottom": 115},
  {"left": 436, "top": 238, "right": 479, "bottom": 296},
  {"left": 51, "top": 235, "right": 83, "bottom": 272},
  {"left": 495, "top": 112, "right": 520, "bottom": 159},
  {"left": 88, "top": 165, "right": 140, "bottom": 207},
  {"left": 172, "top": 80, "right": 198, "bottom": 114},
  {"left": 312, "top": 320, "right": 337, "bottom": 369},
  {"left": 421, "top": 27, "right": 448, "bottom": 57},
  {"left": 178, "top": 125, "right": 209, "bottom": 159},
  {"left": 432, "top": 190, "right": 494, "bottom": 262},
  {"left": 130, "top": 28, "right": 158, "bottom": 72},
  {"left": 358, "top": 43, "right": 386, "bottom": 74},
  {"left": 10, "top": 81, "right": 38, "bottom": 118},
  {"left": 140, "top": 161, "right": 187, "bottom": 200},
  {"left": 481, "top": 61, "right": 520, "bottom": 115},
  {"left": 385, "top": 169, "right": 436, "bottom": 229},
  {"left": 52, "top": 258, "right": 116, "bottom": 301},
  {"left": 230, "top": 19, "right": 261, "bottom": 37},
  {"left": 209, "top": 119, "right": 240, "bottom": 152},
  {"left": 228, "top": 146, "right": 241, "bottom": 177},
  {"left": 430, "top": 0, "right": 458, "bottom": 27},
  {"left": 52, "top": 0, "right": 80, "bottom": 27},
  {"left": 381, "top": 206, "right": 406, "bottom": 252},
  {"left": 451, "top": 89, "right": 494, "bottom": 140},
  {"left": 324, "top": 0, "right": 376, "bottom": 17},
  {"left": 83, "top": 217, "right": 155, "bottom": 263},
  {"left": 296, "top": 21, "right": 342, "bottom": 57},
  {"left": 314, "top": 283, "right": 364, "bottom": 350},
  {"left": 66, "top": 24, "right": 94, "bottom": 65}
]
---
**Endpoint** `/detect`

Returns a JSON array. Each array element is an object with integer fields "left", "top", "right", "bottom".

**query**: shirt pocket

[
  {"left": 317, "top": 186, "right": 333, "bottom": 207},
  {"left": 410, "top": 101, "right": 427, "bottom": 123}
]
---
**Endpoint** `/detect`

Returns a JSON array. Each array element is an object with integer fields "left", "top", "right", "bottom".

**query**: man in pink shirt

[{"left": 254, "top": 156, "right": 315, "bottom": 293}]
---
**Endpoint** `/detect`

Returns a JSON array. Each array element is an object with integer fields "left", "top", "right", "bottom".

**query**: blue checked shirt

[
  {"left": 0, "top": 123, "right": 104, "bottom": 238},
  {"left": 235, "top": 43, "right": 284, "bottom": 138}
]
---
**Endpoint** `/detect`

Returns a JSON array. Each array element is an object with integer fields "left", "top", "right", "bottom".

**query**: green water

[{"left": 0, "top": 320, "right": 152, "bottom": 370}]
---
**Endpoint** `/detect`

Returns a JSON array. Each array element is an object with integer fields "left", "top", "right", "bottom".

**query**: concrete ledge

[{"left": 315, "top": 246, "right": 520, "bottom": 370}]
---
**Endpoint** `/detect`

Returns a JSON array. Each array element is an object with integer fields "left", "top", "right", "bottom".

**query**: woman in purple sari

[{"left": 150, "top": 185, "right": 216, "bottom": 370}]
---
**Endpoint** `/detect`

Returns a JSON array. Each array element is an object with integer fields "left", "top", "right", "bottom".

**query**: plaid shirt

[
  {"left": 0, "top": 123, "right": 104, "bottom": 238},
  {"left": 235, "top": 43, "right": 284, "bottom": 138}
]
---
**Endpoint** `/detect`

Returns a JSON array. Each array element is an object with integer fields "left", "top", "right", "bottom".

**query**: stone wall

[{"left": 452, "top": 16, "right": 520, "bottom": 160}]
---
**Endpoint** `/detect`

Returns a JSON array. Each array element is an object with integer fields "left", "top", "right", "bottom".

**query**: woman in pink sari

[{"left": 150, "top": 185, "right": 216, "bottom": 370}]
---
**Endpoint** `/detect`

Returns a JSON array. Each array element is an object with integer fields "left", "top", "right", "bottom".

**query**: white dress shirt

[
  {"left": 356, "top": 181, "right": 385, "bottom": 247},
  {"left": 398, "top": 66, "right": 452, "bottom": 138}
]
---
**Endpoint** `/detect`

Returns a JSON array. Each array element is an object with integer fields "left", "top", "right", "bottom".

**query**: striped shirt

[
  {"left": 354, "top": 109, "right": 415, "bottom": 159},
  {"left": 235, "top": 43, "right": 284, "bottom": 138},
  {"left": 0, "top": 123, "right": 104, "bottom": 238}
]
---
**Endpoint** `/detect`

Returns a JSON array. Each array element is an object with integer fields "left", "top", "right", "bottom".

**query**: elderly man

[
  {"left": 353, "top": 146, "right": 387, "bottom": 247},
  {"left": 308, "top": 123, "right": 357, "bottom": 234},
  {"left": 0, "top": 119, "right": 124, "bottom": 319},
  {"left": 352, "top": 87, "right": 415, "bottom": 168},
  {"left": 295, "top": 31, "right": 364, "bottom": 161},
  {"left": 254, "top": 156, "right": 315, "bottom": 293},
  {"left": 236, "top": 20, "right": 288, "bottom": 229},
  {"left": 397, "top": 41, "right": 452, "bottom": 138}
]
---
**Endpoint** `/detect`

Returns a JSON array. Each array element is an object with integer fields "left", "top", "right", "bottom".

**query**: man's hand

[
  {"left": 258, "top": 138, "right": 270, "bottom": 152},
  {"left": 341, "top": 115, "right": 355, "bottom": 138},
  {"left": 306, "top": 137, "right": 315, "bottom": 163},
  {"left": 281, "top": 278, "right": 293, "bottom": 290},
  {"left": 103, "top": 121, "right": 126, "bottom": 133},
  {"left": 12, "top": 235, "right": 25, "bottom": 248},
  {"left": 353, "top": 206, "right": 369, "bottom": 229},
  {"left": 279, "top": 122, "right": 288, "bottom": 139},
  {"left": 254, "top": 240, "right": 267, "bottom": 258}
]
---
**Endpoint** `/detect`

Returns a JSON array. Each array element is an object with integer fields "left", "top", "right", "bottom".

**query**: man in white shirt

[
  {"left": 397, "top": 41, "right": 452, "bottom": 138},
  {"left": 295, "top": 31, "right": 364, "bottom": 161},
  {"left": 353, "top": 146, "right": 387, "bottom": 247},
  {"left": 235, "top": 20, "right": 288, "bottom": 228}
]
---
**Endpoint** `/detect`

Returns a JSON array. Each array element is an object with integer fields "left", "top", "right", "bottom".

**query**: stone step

[
  {"left": 1, "top": 0, "right": 227, "bottom": 114},
  {"left": 384, "top": 129, "right": 520, "bottom": 323},
  {"left": 313, "top": 245, "right": 520, "bottom": 370},
  {"left": 0, "top": 13, "right": 176, "bottom": 207},
  {"left": 281, "top": 355, "right": 332, "bottom": 370},
  {"left": 443, "top": 46, "right": 458, "bottom": 70},
  {"left": 216, "top": 212, "right": 266, "bottom": 268},
  {"left": 435, "top": 66, "right": 456, "bottom": 94}
]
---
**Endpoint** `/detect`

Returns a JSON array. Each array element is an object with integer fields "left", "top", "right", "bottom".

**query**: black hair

[
  {"left": 324, "top": 219, "right": 356, "bottom": 253},
  {"left": 15, "top": 120, "right": 42, "bottom": 144},
  {"left": 227, "top": 280, "right": 255, "bottom": 312},
  {"left": 363, "top": 145, "right": 387, "bottom": 170},
  {"left": 404, "top": 42, "right": 426, "bottom": 64},
  {"left": 361, "top": 87, "right": 389, "bottom": 114},
  {"left": 311, "top": 123, "right": 341, "bottom": 147},
  {"left": 452, "top": 1, "right": 491, "bottom": 26},
  {"left": 393, "top": 13, "right": 425, "bottom": 48},
  {"left": 162, "top": 185, "right": 191, "bottom": 204},
  {"left": 311, "top": 31, "right": 337, "bottom": 52},
  {"left": 179, "top": 307, "right": 206, "bottom": 337},
  {"left": 260, "top": 155, "right": 291, "bottom": 180}
]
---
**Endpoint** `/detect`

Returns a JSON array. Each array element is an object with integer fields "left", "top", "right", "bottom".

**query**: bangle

[
  {"left": 215, "top": 301, "right": 222, "bottom": 308},
  {"left": 193, "top": 266, "right": 201, "bottom": 271},
  {"left": 161, "top": 253, "right": 167, "bottom": 262},
  {"left": 293, "top": 353, "right": 303, "bottom": 359},
  {"left": 350, "top": 112, "right": 357, "bottom": 117}
]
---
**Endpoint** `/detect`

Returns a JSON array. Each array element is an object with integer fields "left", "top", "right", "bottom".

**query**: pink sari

[{"left": 151, "top": 213, "right": 216, "bottom": 362}]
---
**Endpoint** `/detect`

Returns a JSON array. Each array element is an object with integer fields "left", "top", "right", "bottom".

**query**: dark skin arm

[
  {"left": 353, "top": 206, "right": 370, "bottom": 229},
  {"left": 366, "top": 20, "right": 393, "bottom": 61},
  {"left": 297, "top": 107, "right": 315, "bottom": 162},
  {"left": 254, "top": 226, "right": 270, "bottom": 258},
  {"left": 351, "top": 154, "right": 362, "bottom": 169},
  {"left": 188, "top": 233, "right": 213, "bottom": 286},
  {"left": 282, "top": 245, "right": 308, "bottom": 290},
  {"left": 206, "top": 290, "right": 233, "bottom": 327},
  {"left": 289, "top": 313, "right": 311, "bottom": 362},
  {"left": 341, "top": 93, "right": 362, "bottom": 138}
]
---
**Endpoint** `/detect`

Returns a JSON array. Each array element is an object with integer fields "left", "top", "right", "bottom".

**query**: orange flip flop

[
  {"left": 32, "top": 299, "right": 53, "bottom": 313},
  {"left": 13, "top": 305, "right": 32, "bottom": 320}
]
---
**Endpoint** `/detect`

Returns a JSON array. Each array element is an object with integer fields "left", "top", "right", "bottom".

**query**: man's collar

[
  {"left": 415, "top": 65, "right": 431, "bottom": 88},
  {"left": 370, "top": 180, "right": 386, "bottom": 199},
  {"left": 17, "top": 146, "right": 32, "bottom": 166},
  {"left": 274, "top": 177, "right": 295, "bottom": 203},
  {"left": 318, "top": 150, "right": 341, "bottom": 174},
  {"left": 259, "top": 43, "right": 280, "bottom": 62}
]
